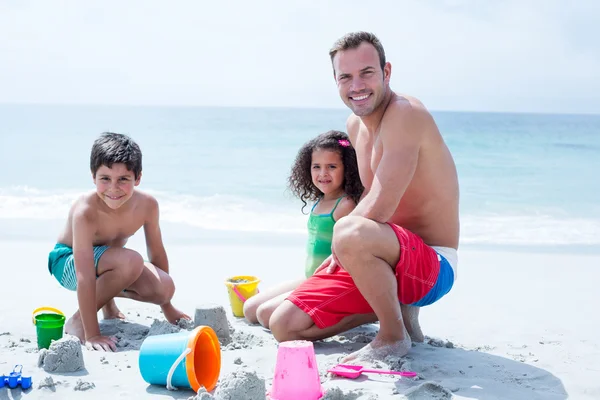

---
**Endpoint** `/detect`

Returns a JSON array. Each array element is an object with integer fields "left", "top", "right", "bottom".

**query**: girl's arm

[{"left": 332, "top": 196, "right": 357, "bottom": 221}]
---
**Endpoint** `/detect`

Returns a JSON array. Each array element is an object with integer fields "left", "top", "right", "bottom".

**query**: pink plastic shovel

[{"left": 328, "top": 364, "right": 417, "bottom": 379}]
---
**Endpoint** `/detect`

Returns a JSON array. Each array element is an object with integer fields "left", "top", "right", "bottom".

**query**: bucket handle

[
  {"left": 232, "top": 286, "right": 260, "bottom": 303},
  {"left": 32, "top": 307, "right": 64, "bottom": 325},
  {"left": 166, "top": 347, "right": 192, "bottom": 391}
]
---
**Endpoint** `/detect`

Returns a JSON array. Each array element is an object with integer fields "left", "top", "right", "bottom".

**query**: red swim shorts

[{"left": 287, "top": 223, "right": 441, "bottom": 329}]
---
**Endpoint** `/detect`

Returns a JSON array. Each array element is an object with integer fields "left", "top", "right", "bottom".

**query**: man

[{"left": 269, "top": 31, "right": 459, "bottom": 362}]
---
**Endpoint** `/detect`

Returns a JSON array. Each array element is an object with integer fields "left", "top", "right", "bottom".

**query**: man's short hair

[
  {"left": 329, "top": 31, "right": 386, "bottom": 73},
  {"left": 90, "top": 132, "right": 142, "bottom": 179}
]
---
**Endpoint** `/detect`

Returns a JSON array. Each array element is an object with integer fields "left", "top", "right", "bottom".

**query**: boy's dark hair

[
  {"left": 288, "top": 130, "right": 364, "bottom": 213},
  {"left": 90, "top": 132, "right": 142, "bottom": 179},
  {"left": 329, "top": 31, "right": 386, "bottom": 74}
]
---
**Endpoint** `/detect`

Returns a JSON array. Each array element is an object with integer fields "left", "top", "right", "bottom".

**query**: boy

[{"left": 47, "top": 132, "right": 190, "bottom": 352}]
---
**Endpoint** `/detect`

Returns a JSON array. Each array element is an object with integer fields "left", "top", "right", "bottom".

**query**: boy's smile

[{"left": 93, "top": 163, "right": 141, "bottom": 209}]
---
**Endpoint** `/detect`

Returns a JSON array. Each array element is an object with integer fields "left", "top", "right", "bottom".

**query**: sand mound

[
  {"left": 403, "top": 381, "right": 453, "bottom": 400},
  {"left": 213, "top": 370, "right": 266, "bottom": 400},
  {"left": 37, "top": 335, "right": 85, "bottom": 373}
]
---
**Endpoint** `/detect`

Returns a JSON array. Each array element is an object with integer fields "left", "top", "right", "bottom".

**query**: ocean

[{"left": 1, "top": 104, "right": 599, "bottom": 249}]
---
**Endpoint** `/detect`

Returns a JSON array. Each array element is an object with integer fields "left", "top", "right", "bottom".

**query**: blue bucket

[{"left": 139, "top": 326, "right": 221, "bottom": 392}]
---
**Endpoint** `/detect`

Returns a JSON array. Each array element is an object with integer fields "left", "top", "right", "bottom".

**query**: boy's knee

[
  {"left": 156, "top": 274, "right": 175, "bottom": 305},
  {"left": 124, "top": 250, "right": 145, "bottom": 277}
]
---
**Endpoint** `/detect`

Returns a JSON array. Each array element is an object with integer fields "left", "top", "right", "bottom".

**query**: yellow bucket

[{"left": 224, "top": 275, "right": 260, "bottom": 317}]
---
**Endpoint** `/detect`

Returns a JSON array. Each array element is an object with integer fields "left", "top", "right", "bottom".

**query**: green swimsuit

[{"left": 304, "top": 196, "right": 345, "bottom": 278}]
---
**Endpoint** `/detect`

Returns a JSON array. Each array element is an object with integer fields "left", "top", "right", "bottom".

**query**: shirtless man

[
  {"left": 47, "top": 132, "right": 190, "bottom": 351},
  {"left": 269, "top": 31, "right": 459, "bottom": 362}
]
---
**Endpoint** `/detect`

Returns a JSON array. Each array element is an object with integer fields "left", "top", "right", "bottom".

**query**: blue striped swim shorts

[{"left": 47, "top": 243, "right": 109, "bottom": 291}]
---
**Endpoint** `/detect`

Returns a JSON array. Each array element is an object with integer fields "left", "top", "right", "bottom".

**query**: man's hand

[
  {"left": 161, "top": 302, "right": 191, "bottom": 324},
  {"left": 313, "top": 254, "right": 341, "bottom": 275},
  {"left": 86, "top": 335, "right": 118, "bottom": 352}
]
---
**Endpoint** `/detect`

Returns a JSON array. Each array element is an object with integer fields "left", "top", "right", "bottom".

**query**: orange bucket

[{"left": 138, "top": 326, "right": 221, "bottom": 392}]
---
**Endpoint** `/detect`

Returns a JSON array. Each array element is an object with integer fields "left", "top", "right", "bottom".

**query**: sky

[{"left": 0, "top": 0, "right": 598, "bottom": 114}]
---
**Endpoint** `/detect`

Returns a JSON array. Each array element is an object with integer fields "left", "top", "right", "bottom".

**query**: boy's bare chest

[{"left": 95, "top": 213, "right": 145, "bottom": 243}]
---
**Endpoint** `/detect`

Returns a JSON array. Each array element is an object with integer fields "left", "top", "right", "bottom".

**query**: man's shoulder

[
  {"left": 381, "top": 93, "right": 434, "bottom": 135},
  {"left": 345, "top": 114, "right": 361, "bottom": 139},
  {"left": 387, "top": 93, "right": 430, "bottom": 119}
]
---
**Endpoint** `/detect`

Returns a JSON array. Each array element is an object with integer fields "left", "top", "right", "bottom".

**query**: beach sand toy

[
  {"left": 32, "top": 307, "right": 65, "bottom": 349},
  {"left": 268, "top": 340, "right": 323, "bottom": 400},
  {"left": 224, "top": 275, "right": 260, "bottom": 317},
  {"left": 328, "top": 364, "right": 417, "bottom": 379},
  {"left": 2, "top": 365, "right": 32, "bottom": 390},
  {"left": 139, "top": 326, "right": 221, "bottom": 392}
]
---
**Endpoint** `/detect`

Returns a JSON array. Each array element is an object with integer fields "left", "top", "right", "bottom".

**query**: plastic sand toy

[
  {"left": 0, "top": 365, "right": 32, "bottom": 390},
  {"left": 328, "top": 364, "right": 417, "bottom": 379}
]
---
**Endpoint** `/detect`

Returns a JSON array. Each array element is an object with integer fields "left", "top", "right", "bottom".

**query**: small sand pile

[
  {"left": 38, "top": 376, "right": 61, "bottom": 391},
  {"left": 224, "top": 330, "right": 271, "bottom": 351},
  {"left": 148, "top": 319, "right": 182, "bottom": 336},
  {"left": 74, "top": 379, "right": 96, "bottom": 391},
  {"left": 188, "top": 387, "right": 215, "bottom": 400},
  {"left": 178, "top": 318, "right": 195, "bottom": 330},
  {"left": 426, "top": 337, "right": 455, "bottom": 348},
  {"left": 38, "top": 335, "right": 85, "bottom": 373},
  {"left": 401, "top": 382, "right": 453, "bottom": 399},
  {"left": 384, "top": 355, "right": 413, "bottom": 373},
  {"left": 335, "top": 331, "right": 377, "bottom": 344},
  {"left": 194, "top": 304, "right": 232, "bottom": 345},
  {"left": 213, "top": 370, "right": 266, "bottom": 400},
  {"left": 322, "top": 387, "right": 364, "bottom": 400}
]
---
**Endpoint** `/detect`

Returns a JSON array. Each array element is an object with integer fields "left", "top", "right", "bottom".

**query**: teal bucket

[{"left": 139, "top": 326, "right": 221, "bottom": 392}]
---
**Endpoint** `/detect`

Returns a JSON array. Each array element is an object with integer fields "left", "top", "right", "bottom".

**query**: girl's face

[{"left": 311, "top": 149, "right": 345, "bottom": 197}]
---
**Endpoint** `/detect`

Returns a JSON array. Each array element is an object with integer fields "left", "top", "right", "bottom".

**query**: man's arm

[
  {"left": 72, "top": 209, "right": 101, "bottom": 340},
  {"left": 143, "top": 196, "right": 169, "bottom": 273},
  {"left": 349, "top": 106, "right": 423, "bottom": 223}
]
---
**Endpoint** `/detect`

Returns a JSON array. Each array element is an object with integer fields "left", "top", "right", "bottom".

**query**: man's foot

[
  {"left": 102, "top": 299, "right": 126, "bottom": 320},
  {"left": 401, "top": 304, "right": 424, "bottom": 342},
  {"left": 65, "top": 312, "right": 85, "bottom": 343},
  {"left": 342, "top": 331, "right": 412, "bottom": 364}
]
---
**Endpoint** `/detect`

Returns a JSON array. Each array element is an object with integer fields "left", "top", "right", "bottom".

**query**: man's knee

[
  {"left": 333, "top": 216, "right": 368, "bottom": 250},
  {"left": 333, "top": 216, "right": 372, "bottom": 260}
]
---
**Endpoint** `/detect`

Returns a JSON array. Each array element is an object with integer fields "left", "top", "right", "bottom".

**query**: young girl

[{"left": 243, "top": 130, "right": 364, "bottom": 328}]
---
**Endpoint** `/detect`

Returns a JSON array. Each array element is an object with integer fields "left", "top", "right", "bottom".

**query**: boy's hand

[
  {"left": 86, "top": 335, "right": 118, "bottom": 352},
  {"left": 161, "top": 302, "right": 191, "bottom": 324}
]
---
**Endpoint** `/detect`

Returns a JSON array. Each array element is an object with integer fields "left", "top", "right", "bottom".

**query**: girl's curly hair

[{"left": 288, "top": 130, "right": 364, "bottom": 213}]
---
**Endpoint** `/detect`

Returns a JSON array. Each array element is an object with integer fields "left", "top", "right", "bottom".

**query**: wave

[{"left": 1, "top": 186, "right": 599, "bottom": 246}]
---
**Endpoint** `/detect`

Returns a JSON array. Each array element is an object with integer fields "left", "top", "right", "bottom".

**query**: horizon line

[{"left": 0, "top": 101, "right": 598, "bottom": 118}]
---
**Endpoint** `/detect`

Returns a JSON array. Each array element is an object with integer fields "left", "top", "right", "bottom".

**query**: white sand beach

[{"left": 1, "top": 231, "right": 599, "bottom": 399}]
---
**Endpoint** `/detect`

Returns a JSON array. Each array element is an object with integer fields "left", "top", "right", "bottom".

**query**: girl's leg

[
  {"left": 243, "top": 279, "right": 304, "bottom": 324},
  {"left": 256, "top": 290, "right": 294, "bottom": 329}
]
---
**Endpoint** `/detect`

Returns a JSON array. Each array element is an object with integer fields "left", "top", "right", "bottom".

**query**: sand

[
  {"left": 1, "top": 239, "right": 599, "bottom": 399},
  {"left": 37, "top": 335, "right": 85, "bottom": 373},
  {"left": 194, "top": 304, "right": 232, "bottom": 345}
]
